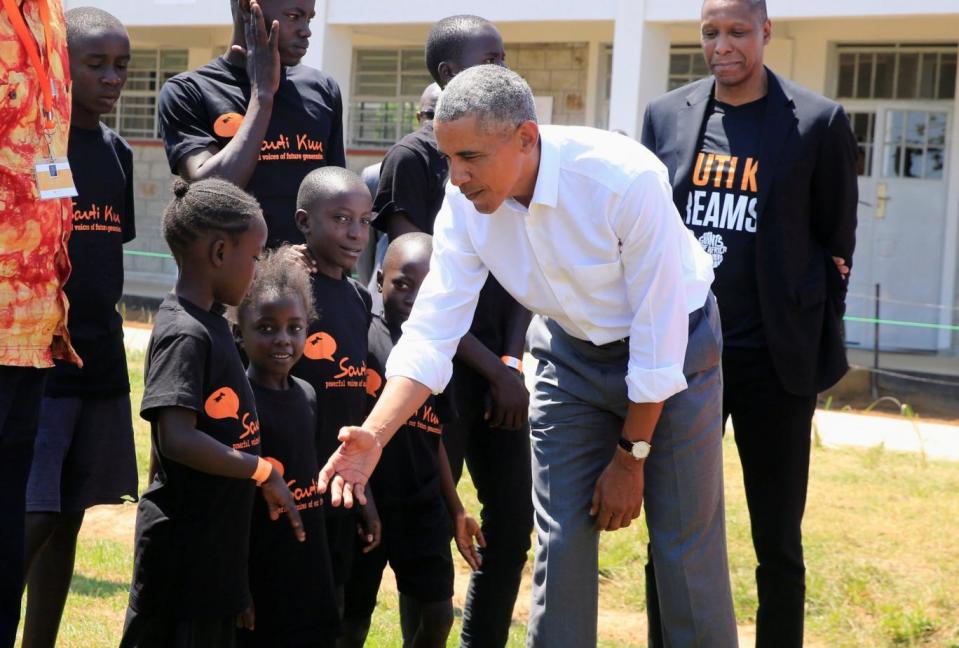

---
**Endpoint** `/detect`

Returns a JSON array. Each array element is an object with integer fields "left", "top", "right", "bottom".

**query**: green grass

[{"left": 20, "top": 347, "right": 959, "bottom": 647}]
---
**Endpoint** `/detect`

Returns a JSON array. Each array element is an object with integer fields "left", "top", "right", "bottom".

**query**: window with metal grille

[
  {"left": 836, "top": 44, "right": 957, "bottom": 100},
  {"left": 668, "top": 45, "right": 709, "bottom": 91},
  {"left": 848, "top": 111, "right": 877, "bottom": 177},
  {"left": 101, "top": 49, "right": 188, "bottom": 140},
  {"left": 349, "top": 48, "right": 434, "bottom": 149}
]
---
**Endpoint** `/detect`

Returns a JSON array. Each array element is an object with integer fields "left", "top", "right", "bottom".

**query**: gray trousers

[{"left": 526, "top": 293, "right": 737, "bottom": 647}]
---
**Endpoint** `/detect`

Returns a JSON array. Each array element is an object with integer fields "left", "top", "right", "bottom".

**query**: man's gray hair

[{"left": 435, "top": 65, "right": 537, "bottom": 132}]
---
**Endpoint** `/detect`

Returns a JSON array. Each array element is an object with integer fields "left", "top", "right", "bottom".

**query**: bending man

[{"left": 320, "top": 65, "right": 738, "bottom": 647}]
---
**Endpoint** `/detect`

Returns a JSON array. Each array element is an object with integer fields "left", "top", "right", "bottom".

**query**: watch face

[{"left": 632, "top": 441, "right": 651, "bottom": 459}]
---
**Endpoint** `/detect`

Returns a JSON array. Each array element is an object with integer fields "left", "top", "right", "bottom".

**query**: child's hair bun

[{"left": 172, "top": 178, "right": 190, "bottom": 199}]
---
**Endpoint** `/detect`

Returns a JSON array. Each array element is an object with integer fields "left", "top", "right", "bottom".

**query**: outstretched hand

[{"left": 317, "top": 426, "right": 383, "bottom": 509}]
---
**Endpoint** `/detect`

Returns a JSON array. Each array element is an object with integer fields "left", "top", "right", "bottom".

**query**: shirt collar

[{"left": 528, "top": 126, "right": 560, "bottom": 209}]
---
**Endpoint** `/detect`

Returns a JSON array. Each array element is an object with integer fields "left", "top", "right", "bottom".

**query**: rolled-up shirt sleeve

[
  {"left": 385, "top": 199, "right": 489, "bottom": 393},
  {"left": 612, "top": 170, "right": 693, "bottom": 403}
]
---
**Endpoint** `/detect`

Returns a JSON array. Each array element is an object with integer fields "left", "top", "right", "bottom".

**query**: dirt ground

[{"left": 80, "top": 505, "right": 789, "bottom": 647}]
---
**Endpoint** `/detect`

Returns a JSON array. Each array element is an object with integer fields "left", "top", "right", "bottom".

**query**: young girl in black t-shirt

[
  {"left": 233, "top": 247, "right": 340, "bottom": 647},
  {"left": 289, "top": 167, "right": 381, "bottom": 610},
  {"left": 120, "top": 179, "right": 304, "bottom": 648}
]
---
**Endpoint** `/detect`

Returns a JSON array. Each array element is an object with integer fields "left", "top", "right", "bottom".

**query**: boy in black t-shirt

[
  {"left": 234, "top": 247, "right": 339, "bottom": 647},
  {"left": 22, "top": 10, "right": 137, "bottom": 647},
  {"left": 289, "top": 167, "right": 381, "bottom": 612},
  {"left": 158, "top": 0, "right": 346, "bottom": 248},
  {"left": 120, "top": 179, "right": 303, "bottom": 648},
  {"left": 341, "top": 233, "right": 484, "bottom": 648}
]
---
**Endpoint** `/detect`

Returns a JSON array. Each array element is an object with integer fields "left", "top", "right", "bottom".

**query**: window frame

[
  {"left": 667, "top": 44, "right": 709, "bottom": 92},
  {"left": 834, "top": 43, "right": 957, "bottom": 101},
  {"left": 349, "top": 47, "right": 434, "bottom": 150}
]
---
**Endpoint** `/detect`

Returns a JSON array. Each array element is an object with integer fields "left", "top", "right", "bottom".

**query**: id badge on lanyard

[{"left": 3, "top": 0, "right": 78, "bottom": 199}]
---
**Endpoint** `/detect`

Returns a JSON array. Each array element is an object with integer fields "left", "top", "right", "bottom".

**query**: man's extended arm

[{"left": 319, "top": 202, "right": 489, "bottom": 506}]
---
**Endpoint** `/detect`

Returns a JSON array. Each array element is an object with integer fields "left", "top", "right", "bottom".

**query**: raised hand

[{"left": 231, "top": 0, "right": 280, "bottom": 100}]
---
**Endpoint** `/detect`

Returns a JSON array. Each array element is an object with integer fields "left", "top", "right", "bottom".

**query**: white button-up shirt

[{"left": 386, "top": 125, "right": 714, "bottom": 403}]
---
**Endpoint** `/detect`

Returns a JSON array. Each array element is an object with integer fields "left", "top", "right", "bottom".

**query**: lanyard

[{"left": 2, "top": 0, "right": 56, "bottom": 130}]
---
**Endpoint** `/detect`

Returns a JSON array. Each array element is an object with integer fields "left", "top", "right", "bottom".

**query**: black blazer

[{"left": 641, "top": 68, "right": 858, "bottom": 396}]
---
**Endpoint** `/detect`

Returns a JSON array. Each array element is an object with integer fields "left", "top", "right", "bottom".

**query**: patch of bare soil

[{"left": 79, "top": 504, "right": 137, "bottom": 544}]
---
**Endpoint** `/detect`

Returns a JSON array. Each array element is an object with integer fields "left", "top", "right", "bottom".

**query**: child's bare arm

[
  {"left": 438, "top": 439, "right": 462, "bottom": 518},
  {"left": 156, "top": 407, "right": 261, "bottom": 478},
  {"left": 438, "top": 440, "right": 485, "bottom": 571},
  {"left": 156, "top": 406, "right": 305, "bottom": 541}
]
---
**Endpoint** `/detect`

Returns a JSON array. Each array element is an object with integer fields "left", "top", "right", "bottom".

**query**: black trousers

[
  {"left": 0, "top": 366, "right": 47, "bottom": 648},
  {"left": 443, "top": 366, "right": 533, "bottom": 648},
  {"left": 724, "top": 346, "right": 817, "bottom": 648}
]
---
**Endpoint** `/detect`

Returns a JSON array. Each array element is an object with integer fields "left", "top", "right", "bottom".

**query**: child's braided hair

[{"left": 162, "top": 178, "right": 262, "bottom": 261}]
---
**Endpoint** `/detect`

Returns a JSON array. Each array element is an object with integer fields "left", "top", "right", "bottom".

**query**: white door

[{"left": 843, "top": 105, "right": 952, "bottom": 351}]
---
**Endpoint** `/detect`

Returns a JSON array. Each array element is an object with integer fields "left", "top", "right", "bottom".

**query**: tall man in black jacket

[{"left": 641, "top": 1, "right": 857, "bottom": 645}]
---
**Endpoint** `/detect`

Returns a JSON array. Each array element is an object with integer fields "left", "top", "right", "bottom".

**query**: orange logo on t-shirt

[
  {"left": 204, "top": 387, "right": 240, "bottom": 419},
  {"left": 366, "top": 368, "right": 382, "bottom": 397},
  {"left": 214, "top": 112, "right": 244, "bottom": 138},
  {"left": 303, "top": 332, "right": 337, "bottom": 361}
]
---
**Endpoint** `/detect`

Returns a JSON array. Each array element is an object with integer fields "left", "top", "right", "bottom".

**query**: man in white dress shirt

[{"left": 319, "top": 65, "right": 738, "bottom": 647}]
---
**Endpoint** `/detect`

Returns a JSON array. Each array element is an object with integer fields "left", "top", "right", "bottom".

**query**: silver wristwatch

[{"left": 618, "top": 438, "right": 652, "bottom": 460}]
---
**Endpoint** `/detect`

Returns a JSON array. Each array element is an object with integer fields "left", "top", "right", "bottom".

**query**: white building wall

[
  {"left": 326, "top": 0, "right": 616, "bottom": 24},
  {"left": 645, "top": 0, "right": 959, "bottom": 22},
  {"left": 63, "top": 0, "right": 232, "bottom": 26}
]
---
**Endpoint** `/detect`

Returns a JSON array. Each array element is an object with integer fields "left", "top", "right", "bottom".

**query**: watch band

[{"left": 500, "top": 355, "right": 523, "bottom": 373}]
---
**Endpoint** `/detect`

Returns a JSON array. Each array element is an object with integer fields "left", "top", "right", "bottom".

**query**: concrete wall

[
  {"left": 117, "top": 31, "right": 228, "bottom": 299},
  {"left": 507, "top": 43, "right": 590, "bottom": 126},
  {"left": 124, "top": 145, "right": 178, "bottom": 298}
]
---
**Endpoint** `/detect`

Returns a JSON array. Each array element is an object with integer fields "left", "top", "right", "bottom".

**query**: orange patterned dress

[{"left": 0, "top": 0, "right": 79, "bottom": 368}]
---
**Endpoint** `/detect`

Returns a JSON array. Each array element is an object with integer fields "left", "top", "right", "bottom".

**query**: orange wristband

[
  {"left": 251, "top": 456, "right": 273, "bottom": 486},
  {"left": 500, "top": 355, "right": 523, "bottom": 373}
]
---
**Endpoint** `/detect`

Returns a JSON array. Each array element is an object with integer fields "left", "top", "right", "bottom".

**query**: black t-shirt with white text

[
  {"left": 366, "top": 315, "right": 444, "bottom": 510},
  {"left": 246, "top": 377, "right": 339, "bottom": 642},
  {"left": 684, "top": 96, "right": 767, "bottom": 347},
  {"left": 46, "top": 123, "right": 135, "bottom": 397},
  {"left": 131, "top": 294, "right": 261, "bottom": 618},
  {"left": 158, "top": 57, "right": 346, "bottom": 247}
]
